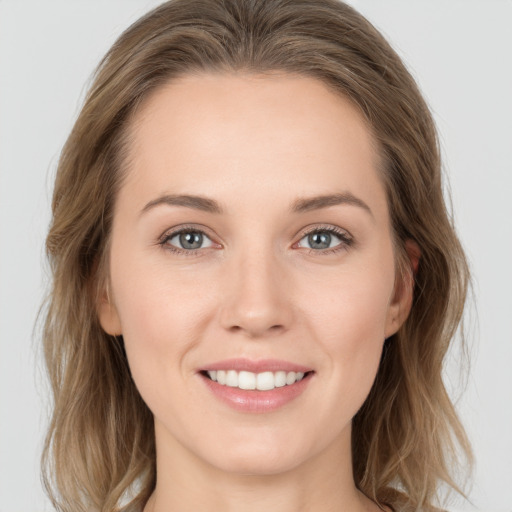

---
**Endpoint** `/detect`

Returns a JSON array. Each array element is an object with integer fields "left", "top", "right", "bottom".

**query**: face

[{"left": 99, "top": 72, "right": 413, "bottom": 476}]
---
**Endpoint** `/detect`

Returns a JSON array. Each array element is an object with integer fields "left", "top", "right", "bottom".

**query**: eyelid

[
  {"left": 297, "top": 224, "right": 352, "bottom": 240},
  {"left": 157, "top": 223, "right": 353, "bottom": 256},
  {"left": 294, "top": 224, "right": 354, "bottom": 254},
  {"left": 158, "top": 224, "right": 221, "bottom": 256}
]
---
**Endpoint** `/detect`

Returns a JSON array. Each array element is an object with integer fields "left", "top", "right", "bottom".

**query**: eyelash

[
  {"left": 158, "top": 224, "right": 215, "bottom": 257},
  {"left": 298, "top": 226, "right": 353, "bottom": 255},
  {"left": 158, "top": 225, "right": 353, "bottom": 257}
]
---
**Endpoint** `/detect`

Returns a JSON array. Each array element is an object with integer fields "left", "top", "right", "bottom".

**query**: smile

[
  {"left": 200, "top": 362, "right": 314, "bottom": 413},
  {"left": 205, "top": 370, "right": 308, "bottom": 390}
]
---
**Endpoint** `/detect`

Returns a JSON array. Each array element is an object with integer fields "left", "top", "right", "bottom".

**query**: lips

[
  {"left": 198, "top": 358, "right": 314, "bottom": 413},
  {"left": 200, "top": 358, "right": 312, "bottom": 374}
]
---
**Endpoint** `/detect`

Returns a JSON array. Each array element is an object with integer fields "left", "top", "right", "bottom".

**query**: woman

[{"left": 42, "top": 0, "right": 472, "bottom": 511}]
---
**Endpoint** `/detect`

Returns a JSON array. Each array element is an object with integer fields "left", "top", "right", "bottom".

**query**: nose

[{"left": 219, "top": 247, "right": 294, "bottom": 338}]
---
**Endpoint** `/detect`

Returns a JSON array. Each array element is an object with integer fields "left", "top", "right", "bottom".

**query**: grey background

[{"left": 1, "top": 1, "right": 511, "bottom": 511}]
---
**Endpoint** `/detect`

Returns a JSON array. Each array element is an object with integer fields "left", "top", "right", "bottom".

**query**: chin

[
  {"left": 211, "top": 451, "right": 302, "bottom": 477},
  {"left": 198, "top": 433, "right": 318, "bottom": 477}
]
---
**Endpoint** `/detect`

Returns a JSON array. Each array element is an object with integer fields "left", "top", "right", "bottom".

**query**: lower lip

[{"left": 200, "top": 373, "right": 313, "bottom": 413}]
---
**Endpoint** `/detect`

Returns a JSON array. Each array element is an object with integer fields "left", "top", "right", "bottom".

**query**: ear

[
  {"left": 97, "top": 284, "right": 123, "bottom": 335},
  {"left": 385, "top": 239, "right": 420, "bottom": 338}
]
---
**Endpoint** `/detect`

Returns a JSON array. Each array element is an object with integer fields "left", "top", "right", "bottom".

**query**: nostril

[{"left": 226, "top": 324, "right": 285, "bottom": 337}]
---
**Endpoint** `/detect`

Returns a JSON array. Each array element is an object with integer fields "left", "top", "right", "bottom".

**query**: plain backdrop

[{"left": 0, "top": 1, "right": 511, "bottom": 511}]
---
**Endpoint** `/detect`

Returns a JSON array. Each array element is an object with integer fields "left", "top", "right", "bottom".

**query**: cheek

[
  {"left": 109, "top": 261, "right": 219, "bottom": 430},
  {"left": 108, "top": 250, "right": 212, "bottom": 382},
  {"left": 297, "top": 254, "right": 395, "bottom": 399},
  {"left": 300, "top": 261, "right": 394, "bottom": 346}
]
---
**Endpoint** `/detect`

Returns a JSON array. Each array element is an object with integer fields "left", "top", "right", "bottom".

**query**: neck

[{"left": 146, "top": 421, "right": 379, "bottom": 512}]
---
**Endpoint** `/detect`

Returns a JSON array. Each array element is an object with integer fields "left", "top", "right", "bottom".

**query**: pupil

[
  {"left": 180, "top": 231, "right": 202, "bottom": 249},
  {"left": 309, "top": 232, "right": 331, "bottom": 249}
]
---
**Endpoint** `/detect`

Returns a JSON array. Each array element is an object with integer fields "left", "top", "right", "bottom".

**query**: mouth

[
  {"left": 200, "top": 369, "right": 314, "bottom": 391},
  {"left": 197, "top": 358, "right": 315, "bottom": 412}
]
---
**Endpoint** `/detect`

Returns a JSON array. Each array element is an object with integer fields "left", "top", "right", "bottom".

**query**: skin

[{"left": 99, "top": 72, "right": 414, "bottom": 512}]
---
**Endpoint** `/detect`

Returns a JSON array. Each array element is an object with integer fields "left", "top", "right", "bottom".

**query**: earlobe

[
  {"left": 97, "top": 287, "right": 122, "bottom": 335},
  {"left": 385, "top": 239, "right": 421, "bottom": 338}
]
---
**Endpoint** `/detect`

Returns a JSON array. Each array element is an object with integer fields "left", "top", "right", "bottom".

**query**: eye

[
  {"left": 161, "top": 228, "right": 214, "bottom": 253},
  {"left": 296, "top": 227, "right": 353, "bottom": 253}
]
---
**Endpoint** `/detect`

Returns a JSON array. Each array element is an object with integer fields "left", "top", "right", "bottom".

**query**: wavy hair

[{"left": 42, "top": 1, "right": 472, "bottom": 510}]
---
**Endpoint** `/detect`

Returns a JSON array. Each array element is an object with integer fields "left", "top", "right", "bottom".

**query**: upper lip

[{"left": 200, "top": 358, "right": 313, "bottom": 373}]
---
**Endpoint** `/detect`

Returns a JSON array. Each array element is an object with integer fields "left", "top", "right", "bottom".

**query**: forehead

[{"left": 120, "top": 72, "right": 387, "bottom": 218}]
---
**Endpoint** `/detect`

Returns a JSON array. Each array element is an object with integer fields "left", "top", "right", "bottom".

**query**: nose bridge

[{"left": 219, "top": 241, "right": 293, "bottom": 337}]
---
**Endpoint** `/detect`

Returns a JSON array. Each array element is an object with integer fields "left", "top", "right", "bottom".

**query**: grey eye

[
  {"left": 167, "top": 230, "right": 213, "bottom": 250},
  {"left": 307, "top": 232, "right": 332, "bottom": 249},
  {"left": 297, "top": 229, "right": 349, "bottom": 250}
]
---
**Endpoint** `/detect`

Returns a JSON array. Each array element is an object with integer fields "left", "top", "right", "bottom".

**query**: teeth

[
  {"left": 286, "top": 371, "right": 296, "bottom": 385},
  {"left": 256, "top": 371, "right": 274, "bottom": 391},
  {"left": 274, "top": 371, "right": 287, "bottom": 387},
  {"left": 239, "top": 371, "right": 256, "bottom": 390},
  {"left": 226, "top": 370, "right": 238, "bottom": 387},
  {"left": 205, "top": 369, "right": 308, "bottom": 390}
]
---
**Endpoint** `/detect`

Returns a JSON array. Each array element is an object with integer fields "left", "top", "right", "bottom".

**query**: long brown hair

[{"left": 42, "top": 1, "right": 472, "bottom": 510}]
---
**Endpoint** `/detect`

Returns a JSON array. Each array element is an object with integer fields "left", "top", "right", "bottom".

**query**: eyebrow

[
  {"left": 141, "top": 194, "right": 223, "bottom": 215},
  {"left": 140, "top": 192, "right": 374, "bottom": 219},
  {"left": 291, "top": 192, "right": 374, "bottom": 219}
]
